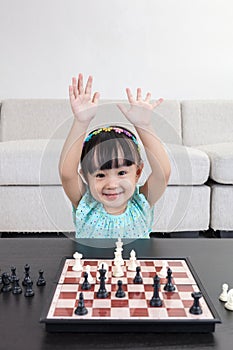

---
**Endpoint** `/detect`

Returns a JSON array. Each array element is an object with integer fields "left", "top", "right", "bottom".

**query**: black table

[{"left": 0, "top": 237, "right": 233, "bottom": 350}]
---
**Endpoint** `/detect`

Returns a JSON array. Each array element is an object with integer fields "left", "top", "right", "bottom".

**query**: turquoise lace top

[{"left": 72, "top": 186, "right": 154, "bottom": 239}]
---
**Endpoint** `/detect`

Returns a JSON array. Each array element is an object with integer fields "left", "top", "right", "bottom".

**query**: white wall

[{"left": 0, "top": 0, "right": 232, "bottom": 99}]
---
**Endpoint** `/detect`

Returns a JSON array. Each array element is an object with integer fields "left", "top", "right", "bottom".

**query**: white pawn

[
  {"left": 219, "top": 283, "right": 229, "bottom": 302},
  {"left": 158, "top": 261, "right": 168, "bottom": 278},
  {"left": 72, "top": 252, "right": 83, "bottom": 271},
  {"left": 127, "top": 249, "right": 137, "bottom": 271},
  {"left": 225, "top": 289, "right": 233, "bottom": 311},
  {"left": 85, "top": 265, "right": 94, "bottom": 283}
]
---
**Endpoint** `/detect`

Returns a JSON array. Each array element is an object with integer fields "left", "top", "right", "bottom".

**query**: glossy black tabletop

[{"left": 0, "top": 237, "right": 232, "bottom": 350}]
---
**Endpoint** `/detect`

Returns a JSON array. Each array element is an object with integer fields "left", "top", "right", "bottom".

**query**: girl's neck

[{"left": 104, "top": 204, "right": 127, "bottom": 215}]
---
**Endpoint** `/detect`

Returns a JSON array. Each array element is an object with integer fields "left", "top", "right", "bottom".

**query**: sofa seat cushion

[
  {"left": 196, "top": 143, "right": 233, "bottom": 184},
  {"left": 165, "top": 144, "right": 210, "bottom": 185},
  {"left": 0, "top": 139, "right": 64, "bottom": 185}
]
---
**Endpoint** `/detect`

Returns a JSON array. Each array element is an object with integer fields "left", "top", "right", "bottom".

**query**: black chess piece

[
  {"left": 133, "top": 266, "right": 143, "bottom": 284},
  {"left": 10, "top": 266, "right": 17, "bottom": 283},
  {"left": 12, "top": 277, "right": 22, "bottom": 295},
  {"left": 81, "top": 272, "right": 91, "bottom": 290},
  {"left": 36, "top": 270, "right": 46, "bottom": 286},
  {"left": 189, "top": 291, "right": 203, "bottom": 315},
  {"left": 75, "top": 292, "right": 88, "bottom": 316},
  {"left": 150, "top": 275, "right": 163, "bottom": 307},
  {"left": 164, "top": 268, "right": 175, "bottom": 292},
  {"left": 24, "top": 280, "right": 34, "bottom": 297},
  {"left": 115, "top": 280, "right": 125, "bottom": 298},
  {"left": 1, "top": 272, "right": 12, "bottom": 292},
  {"left": 22, "top": 264, "right": 33, "bottom": 286},
  {"left": 97, "top": 264, "right": 109, "bottom": 298}
]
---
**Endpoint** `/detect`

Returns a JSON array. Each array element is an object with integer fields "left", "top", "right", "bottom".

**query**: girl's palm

[
  {"left": 118, "top": 88, "right": 163, "bottom": 126},
  {"left": 69, "top": 74, "right": 100, "bottom": 123}
]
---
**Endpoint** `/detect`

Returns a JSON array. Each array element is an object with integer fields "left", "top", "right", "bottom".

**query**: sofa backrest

[
  {"left": 0, "top": 99, "right": 72, "bottom": 141},
  {"left": 182, "top": 100, "right": 233, "bottom": 146},
  {"left": 0, "top": 99, "right": 182, "bottom": 144}
]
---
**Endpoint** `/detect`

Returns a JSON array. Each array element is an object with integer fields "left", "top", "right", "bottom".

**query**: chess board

[{"left": 41, "top": 257, "right": 221, "bottom": 333}]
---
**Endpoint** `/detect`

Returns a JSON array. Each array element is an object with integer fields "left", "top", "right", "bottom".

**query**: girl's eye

[
  {"left": 96, "top": 173, "right": 105, "bottom": 178},
  {"left": 118, "top": 170, "right": 127, "bottom": 176}
]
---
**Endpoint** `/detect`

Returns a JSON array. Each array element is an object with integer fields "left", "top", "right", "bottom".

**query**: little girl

[{"left": 59, "top": 74, "right": 171, "bottom": 238}]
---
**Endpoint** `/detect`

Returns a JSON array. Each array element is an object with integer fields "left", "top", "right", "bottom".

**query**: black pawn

[
  {"left": 1, "top": 272, "right": 12, "bottom": 292},
  {"left": 133, "top": 266, "right": 143, "bottom": 284},
  {"left": 37, "top": 270, "right": 46, "bottom": 286},
  {"left": 12, "top": 277, "right": 22, "bottom": 295},
  {"left": 75, "top": 292, "right": 88, "bottom": 316},
  {"left": 10, "top": 266, "right": 17, "bottom": 283},
  {"left": 115, "top": 280, "right": 125, "bottom": 298},
  {"left": 164, "top": 268, "right": 175, "bottom": 292},
  {"left": 150, "top": 275, "right": 163, "bottom": 307},
  {"left": 24, "top": 280, "right": 34, "bottom": 297},
  {"left": 22, "top": 264, "right": 33, "bottom": 286},
  {"left": 189, "top": 292, "right": 203, "bottom": 315},
  {"left": 81, "top": 272, "right": 91, "bottom": 290},
  {"left": 97, "top": 264, "right": 109, "bottom": 298}
]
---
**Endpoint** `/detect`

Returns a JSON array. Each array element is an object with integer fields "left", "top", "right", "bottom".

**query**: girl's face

[{"left": 86, "top": 163, "right": 143, "bottom": 215}]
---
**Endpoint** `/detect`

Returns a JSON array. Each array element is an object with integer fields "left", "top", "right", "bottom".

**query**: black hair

[{"left": 80, "top": 126, "right": 142, "bottom": 176}]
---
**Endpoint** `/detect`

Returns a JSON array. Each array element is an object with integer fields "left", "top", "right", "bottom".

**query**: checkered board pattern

[{"left": 46, "top": 258, "right": 215, "bottom": 321}]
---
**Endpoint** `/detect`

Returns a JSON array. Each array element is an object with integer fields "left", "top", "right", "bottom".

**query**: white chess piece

[
  {"left": 127, "top": 249, "right": 137, "bottom": 271},
  {"left": 112, "top": 259, "right": 124, "bottom": 277},
  {"left": 158, "top": 261, "right": 168, "bottom": 278},
  {"left": 115, "top": 237, "right": 123, "bottom": 250},
  {"left": 225, "top": 289, "right": 233, "bottom": 311},
  {"left": 219, "top": 283, "right": 229, "bottom": 302},
  {"left": 114, "top": 250, "right": 124, "bottom": 266},
  {"left": 114, "top": 238, "right": 124, "bottom": 266},
  {"left": 85, "top": 265, "right": 94, "bottom": 283},
  {"left": 72, "top": 252, "right": 83, "bottom": 271}
]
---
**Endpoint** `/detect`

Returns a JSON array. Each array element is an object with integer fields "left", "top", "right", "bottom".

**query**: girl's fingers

[
  {"left": 145, "top": 92, "right": 151, "bottom": 102},
  {"left": 69, "top": 85, "right": 75, "bottom": 102},
  {"left": 92, "top": 91, "right": 100, "bottom": 104},
  {"left": 137, "top": 88, "right": 142, "bottom": 101},
  {"left": 152, "top": 98, "right": 164, "bottom": 109},
  {"left": 77, "top": 73, "right": 84, "bottom": 94},
  {"left": 72, "top": 77, "right": 78, "bottom": 98},
  {"left": 126, "top": 88, "right": 134, "bottom": 103},
  {"left": 85, "top": 75, "right": 93, "bottom": 95}
]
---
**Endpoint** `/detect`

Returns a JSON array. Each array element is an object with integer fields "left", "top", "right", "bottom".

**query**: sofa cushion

[
  {"left": 0, "top": 139, "right": 63, "bottom": 185},
  {"left": 0, "top": 140, "right": 209, "bottom": 186},
  {"left": 210, "top": 184, "right": 233, "bottom": 230},
  {"left": 0, "top": 99, "right": 182, "bottom": 145},
  {"left": 181, "top": 100, "right": 233, "bottom": 146},
  {"left": 0, "top": 100, "right": 72, "bottom": 141},
  {"left": 196, "top": 143, "right": 233, "bottom": 184},
  {"left": 165, "top": 144, "right": 210, "bottom": 185},
  {"left": 153, "top": 185, "right": 210, "bottom": 232}
]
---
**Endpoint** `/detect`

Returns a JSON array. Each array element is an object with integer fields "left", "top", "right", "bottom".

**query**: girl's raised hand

[
  {"left": 118, "top": 88, "right": 163, "bottom": 127},
  {"left": 69, "top": 74, "right": 100, "bottom": 123}
]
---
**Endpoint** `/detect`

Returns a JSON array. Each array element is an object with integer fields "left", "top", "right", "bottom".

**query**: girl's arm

[
  {"left": 118, "top": 88, "right": 171, "bottom": 207},
  {"left": 59, "top": 74, "right": 100, "bottom": 208}
]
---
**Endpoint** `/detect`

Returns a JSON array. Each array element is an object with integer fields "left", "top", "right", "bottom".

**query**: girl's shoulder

[
  {"left": 130, "top": 185, "right": 151, "bottom": 210},
  {"left": 73, "top": 187, "right": 99, "bottom": 212}
]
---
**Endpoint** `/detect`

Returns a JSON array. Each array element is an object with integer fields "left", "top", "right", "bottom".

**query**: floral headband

[{"left": 84, "top": 126, "right": 139, "bottom": 149}]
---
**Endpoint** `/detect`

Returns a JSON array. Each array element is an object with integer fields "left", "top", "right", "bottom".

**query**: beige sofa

[{"left": 0, "top": 99, "right": 232, "bottom": 237}]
